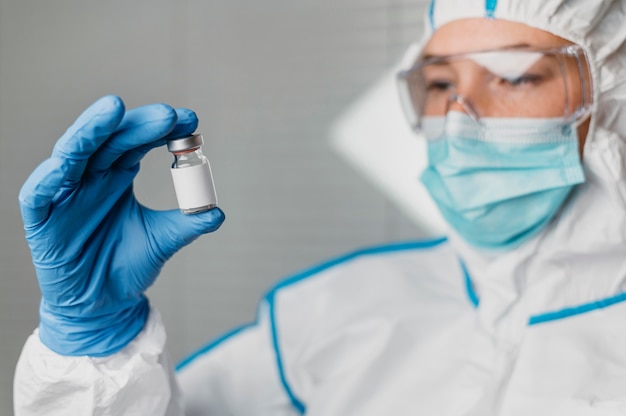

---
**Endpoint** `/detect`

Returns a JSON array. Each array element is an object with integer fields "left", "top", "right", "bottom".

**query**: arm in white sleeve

[
  {"left": 14, "top": 307, "right": 183, "bottom": 416},
  {"left": 15, "top": 303, "right": 302, "bottom": 416}
]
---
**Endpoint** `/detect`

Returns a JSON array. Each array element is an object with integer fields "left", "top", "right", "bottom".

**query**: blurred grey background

[{"left": 0, "top": 0, "right": 429, "bottom": 412}]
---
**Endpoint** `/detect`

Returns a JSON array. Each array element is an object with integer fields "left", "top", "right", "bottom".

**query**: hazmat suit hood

[
  {"left": 404, "top": 0, "right": 626, "bottom": 343},
  {"left": 419, "top": 0, "right": 626, "bottom": 144}
]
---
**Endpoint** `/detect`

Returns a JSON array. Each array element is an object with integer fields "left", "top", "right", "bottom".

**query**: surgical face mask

[{"left": 420, "top": 112, "right": 585, "bottom": 250}]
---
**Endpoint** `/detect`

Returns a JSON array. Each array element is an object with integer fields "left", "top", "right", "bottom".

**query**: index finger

[
  {"left": 86, "top": 103, "right": 180, "bottom": 172},
  {"left": 112, "top": 108, "right": 199, "bottom": 170}
]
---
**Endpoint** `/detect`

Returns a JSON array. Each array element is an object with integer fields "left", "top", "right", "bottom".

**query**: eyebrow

[{"left": 421, "top": 43, "right": 532, "bottom": 60}]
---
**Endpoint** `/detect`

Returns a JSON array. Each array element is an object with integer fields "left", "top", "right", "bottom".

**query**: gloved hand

[{"left": 19, "top": 95, "right": 225, "bottom": 356}]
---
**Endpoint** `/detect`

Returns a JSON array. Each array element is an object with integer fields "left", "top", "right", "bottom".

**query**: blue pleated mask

[{"left": 420, "top": 112, "right": 585, "bottom": 250}]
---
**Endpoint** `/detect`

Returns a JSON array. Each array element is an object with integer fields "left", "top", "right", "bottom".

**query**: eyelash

[
  {"left": 426, "top": 80, "right": 454, "bottom": 92},
  {"left": 501, "top": 74, "right": 543, "bottom": 87},
  {"left": 425, "top": 74, "right": 543, "bottom": 92}
]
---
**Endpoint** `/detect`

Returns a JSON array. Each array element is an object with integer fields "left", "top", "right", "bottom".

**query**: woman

[{"left": 14, "top": 0, "right": 626, "bottom": 414}]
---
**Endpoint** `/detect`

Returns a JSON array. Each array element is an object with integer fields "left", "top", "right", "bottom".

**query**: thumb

[{"left": 145, "top": 207, "right": 225, "bottom": 259}]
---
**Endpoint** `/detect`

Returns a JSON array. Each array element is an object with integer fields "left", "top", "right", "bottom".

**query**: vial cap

[{"left": 167, "top": 134, "right": 204, "bottom": 152}]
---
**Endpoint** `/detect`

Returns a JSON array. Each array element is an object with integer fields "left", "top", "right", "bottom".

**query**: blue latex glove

[{"left": 19, "top": 95, "right": 225, "bottom": 356}]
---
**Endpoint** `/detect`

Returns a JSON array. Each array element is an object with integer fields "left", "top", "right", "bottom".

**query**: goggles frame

[{"left": 397, "top": 44, "right": 593, "bottom": 131}]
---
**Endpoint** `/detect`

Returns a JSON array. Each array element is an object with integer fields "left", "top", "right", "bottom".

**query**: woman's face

[{"left": 422, "top": 18, "right": 591, "bottom": 152}]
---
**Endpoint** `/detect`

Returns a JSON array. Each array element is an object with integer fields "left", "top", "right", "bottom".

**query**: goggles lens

[{"left": 397, "top": 45, "right": 592, "bottom": 131}]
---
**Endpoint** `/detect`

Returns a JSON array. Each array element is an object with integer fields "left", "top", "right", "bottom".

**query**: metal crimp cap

[{"left": 167, "top": 133, "right": 204, "bottom": 152}]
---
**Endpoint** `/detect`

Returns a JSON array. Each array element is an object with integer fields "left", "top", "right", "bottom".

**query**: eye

[
  {"left": 426, "top": 80, "right": 455, "bottom": 92},
  {"left": 501, "top": 74, "right": 542, "bottom": 87}
]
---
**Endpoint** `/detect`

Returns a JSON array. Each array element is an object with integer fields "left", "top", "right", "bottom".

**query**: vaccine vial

[{"left": 167, "top": 133, "right": 218, "bottom": 214}]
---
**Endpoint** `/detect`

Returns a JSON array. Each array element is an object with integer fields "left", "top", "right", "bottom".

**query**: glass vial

[{"left": 167, "top": 133, "right": 218, "bottom": 214}]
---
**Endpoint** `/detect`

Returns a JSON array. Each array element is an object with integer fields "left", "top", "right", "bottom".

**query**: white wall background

[{"left": 0, "top": 0, "right": 429, "bottom": 412}]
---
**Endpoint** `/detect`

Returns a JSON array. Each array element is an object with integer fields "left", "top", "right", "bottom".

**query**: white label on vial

[{"left": 170, "top": 163, "right": 218, "bottom": 210}]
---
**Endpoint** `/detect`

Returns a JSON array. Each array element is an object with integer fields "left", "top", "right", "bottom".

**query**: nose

[{"left": 445, "top": 94, "right": 481, "bottom": 122}]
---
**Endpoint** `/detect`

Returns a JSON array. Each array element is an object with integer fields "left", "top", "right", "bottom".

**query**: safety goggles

[{"left": 397, "top": 45, "right": 593, "bottom": 131}]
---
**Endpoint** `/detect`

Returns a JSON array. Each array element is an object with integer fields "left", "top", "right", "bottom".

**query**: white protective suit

[{"left": 14, "top": 0, "right": 626, "bottom": 415}]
